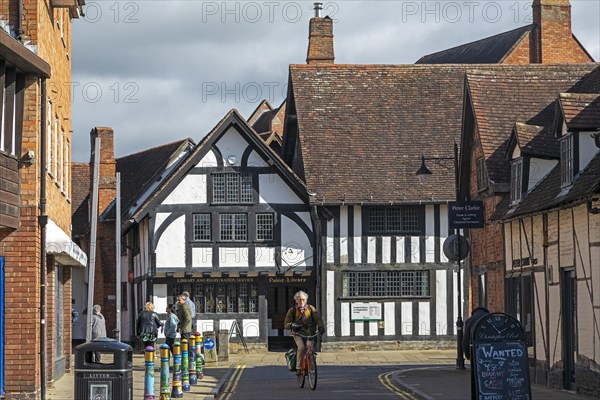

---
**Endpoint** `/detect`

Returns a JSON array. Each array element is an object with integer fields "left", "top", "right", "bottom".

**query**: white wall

[
  {"left": 162, "top": 174, "right": 207, "bottom": 204},
  {"left": 528, "top": 158, "right": 558, "bottom": 191},
  {"left": 214, "top": 127, "right": 247, "bottom": 166},
  {"left": 155, "top": 215, "right": 185, "bottom": 268},
  {"left": 281, "top": 214, "right": 313, "bottom": 268},
  {"left": 258, "top": 174, "right": 302, "bottom": 204}
]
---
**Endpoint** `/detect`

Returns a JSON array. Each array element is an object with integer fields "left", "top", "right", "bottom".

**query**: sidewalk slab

[{"left": 394, "top": 366, "right": 599, "bottom": 400}]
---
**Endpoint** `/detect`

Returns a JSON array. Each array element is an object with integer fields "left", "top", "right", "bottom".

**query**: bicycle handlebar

[{"left": 295, "top": 332, "right": 323, "bottom": 339}]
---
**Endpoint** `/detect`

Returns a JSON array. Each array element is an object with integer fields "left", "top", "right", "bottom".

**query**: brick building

[
  {"left": 419, "top": 0, "right": 595, "bottom": 314},
  {"left": 0, "top": 0, "right": 85, "bottom": 398}
]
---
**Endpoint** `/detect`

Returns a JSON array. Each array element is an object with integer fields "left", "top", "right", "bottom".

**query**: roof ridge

[{"left": 117, "top": 138, "right": 192, "bottom": 161}]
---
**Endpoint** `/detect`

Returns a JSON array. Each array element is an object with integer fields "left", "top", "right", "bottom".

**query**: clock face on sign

[{"left": 474, "top": 313, "right": 523, "bottom": 342}]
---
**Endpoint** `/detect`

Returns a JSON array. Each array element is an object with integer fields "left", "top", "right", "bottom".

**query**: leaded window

[
  {"left": 220, "top": 214, "right": 247, "bottom": 241},
  {"left": 510, "top": 158, "right": 523, "bottom": 204},
  {"left": 178, "top": 283, "right": 259, "bottom": 314},
  {"left": 212, "top": 173, "right": 254, "bottom": 203},
  {"left": 560, "top": 134, "right": 574, "bottom": 187},
  {"left": 342, "top": 270, "right": 430, "bottom": 297},
  {"left": 256, "top": 213, "right": 274, "bottom": 241},
  {"left": 366, "top": 206, "right": 421, "bottom": 234},
  {"left": 193, "top": 214, "right": 211, "bottom": 241}
]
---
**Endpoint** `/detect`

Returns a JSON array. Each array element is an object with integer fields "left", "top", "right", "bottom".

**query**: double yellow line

[
  {"left": 220, "top": 365, "right": 246, "bottom": 400},
  {"left": 378, "top": 371, "right": 420, "bottom": 400}
]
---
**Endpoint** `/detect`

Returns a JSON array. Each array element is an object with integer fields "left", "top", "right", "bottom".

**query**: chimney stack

[
  {"left": 532, "top": 0, "right": 573, "bottom": 63},
  {"left": 306, "top": 2, "right": 334, "bottom": 65},
  {"left": 89, "top": 127, "right": 116, "bottom": 215}
]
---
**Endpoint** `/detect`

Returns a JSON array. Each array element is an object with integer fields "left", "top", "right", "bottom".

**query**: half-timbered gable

[
  {"left": 283, "top": 64, "right": 480, "bottom": 344},
  {"left": 129, "top": 110, "right": 313, "bottom": 347}
]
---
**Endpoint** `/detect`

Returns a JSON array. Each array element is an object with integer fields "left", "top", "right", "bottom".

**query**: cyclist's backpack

[{"left": 285, "top": 348, "right": 297, "bottom": 372}]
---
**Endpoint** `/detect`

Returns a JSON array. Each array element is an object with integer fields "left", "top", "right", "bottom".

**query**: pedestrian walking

[
  {"left": 136, "top": 302, "right": 163, "bottom": 351},
  {"left": 182, "top": 291, "right": 196, "bottom": 333},
  {"left": 91, "top": 304, "right": 107, "bottom": 362},
  {"left": 177, "top": 295, "right": 192, "bottom": 344},
  {"left": 164, "top": 303, "right": 179, "bottom": 353}
]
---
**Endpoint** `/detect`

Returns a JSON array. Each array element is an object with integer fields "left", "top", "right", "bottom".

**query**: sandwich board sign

[{"left": 472, "top": 313, "right": 532, "bottom": 400}]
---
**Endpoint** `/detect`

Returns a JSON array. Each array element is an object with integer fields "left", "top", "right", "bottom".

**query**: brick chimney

[
  {"left": 532, "top": 0, "right": 573, "bottom": 63},
  {"left": 306, "top": 3, "right": 334, "bottom": 65},
  {"left": 89, "top": 127, "right": 116, "bottom": 215}
]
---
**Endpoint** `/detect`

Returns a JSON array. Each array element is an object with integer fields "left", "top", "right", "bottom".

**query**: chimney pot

[{"left": 314, "top": 2, "right": 323, "bottom": 18}]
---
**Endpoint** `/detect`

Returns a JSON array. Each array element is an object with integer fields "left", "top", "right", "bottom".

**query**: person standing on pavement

[
  {"left": 463, "top": 306, "right": 490, "bottom": 399},
  {"left": 136, "top": 302, "right": 163, "bottom": 350},
  {"left": 164, "top": 304, "right": 179, "bottom": 353},
  {"left": 91, "top": 304, "right": 107, "bottom": 362},
  {"left": 182, "top": 291, "right": 196, "bottom": 333},
  {"left": 284, "top": 290, "right": 324, "bottom": 374},
  {"left": 177, "top": 294, "right": 193, "bottom": 344}
]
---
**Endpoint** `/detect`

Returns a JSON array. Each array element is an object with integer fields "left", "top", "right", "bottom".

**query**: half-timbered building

[{"left": 498, "top": 80, "right": 600, "bottom": 395}]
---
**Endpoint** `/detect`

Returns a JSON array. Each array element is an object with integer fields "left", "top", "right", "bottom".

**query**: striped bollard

[
  {"left": 160, "top": 344, "right": 171, "bottom": 400},
  {"left": 195, "top": 332, "right": 204, "bottom": 379},
  {"left": 171, "top": 341, "right": 183, "bottom": 398},
  {"left": 144, "top": 346, "right": 155, "bottom": 400},
  {"left": 189, "top": 335, "right": 197, "bottom": 385},
  {"left": 182, "top": 339, "right": 190, "bottom": 392}
]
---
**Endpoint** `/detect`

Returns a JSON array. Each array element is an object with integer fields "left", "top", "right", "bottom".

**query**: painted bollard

[
  {"left": 189, "top": 335, "right": 197, "bottom": 385},
  {"left": 171, "top": 341, "right": 183, "bottom": 398},
  {"left": 182, "top": 339, "right": 190, "bottom": 392},
  {"left": 144, "top": 346, "right": 155, "bottom": 400},
  {"left": 195, "top": 332, "right": 204, "bottom": 379},
  {"left": 160, "top": 344, "right": 171, "bottom": 400}
]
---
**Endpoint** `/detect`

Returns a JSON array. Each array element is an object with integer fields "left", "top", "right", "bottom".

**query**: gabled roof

[
  {"left": 558, "top": 93, "right": 600, "bottom": 130},
  {"left": 130, "top": 109, "right": 308, "bottom": 224},
  {"left": 247, "top": 100, "right": 273, "bottom": 127},
  {"left": 288, "top": 64, "right": 471, "bottom": 204},
  {"left": 508, "top": 122, "right": 559, "bottom": 159},
  {"left": 416, "top": 25, "right": 533, "bottom": 64},
  {"left": 71, "top": 163, "right": 90, "bottom": 238},
  {"left": 465, "top": 64, "right": 599, "bottom": 187},
  {"left": 501, "top": 151, "right": 600, "bottom": 219}
]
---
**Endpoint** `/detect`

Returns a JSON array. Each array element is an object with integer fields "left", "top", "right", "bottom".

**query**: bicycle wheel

[
  {"left": 297, "top": 369, "right": 305, "bottom": 388},
  {"left": 308, "top": 354, "right": 317, "bottom": 390}
]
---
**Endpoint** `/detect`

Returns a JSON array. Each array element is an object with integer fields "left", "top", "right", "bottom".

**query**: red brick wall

[{"left": 306, "top": 17, "right": 334, "bottom": 64}]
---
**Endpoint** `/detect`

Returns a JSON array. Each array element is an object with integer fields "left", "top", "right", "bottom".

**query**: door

[
  {"left": 54, "top": 264, "right": 66, "bottom": 380},
  {"left": 267, "top": 286, "right": 305, "bottom": 350},
  {"left": 561, "top": 269, "right": 576, "bottom": 390}
]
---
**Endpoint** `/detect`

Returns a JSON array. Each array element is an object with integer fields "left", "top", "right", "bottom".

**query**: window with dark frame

[
  {"left": 366, "top": 206, "right": 421, "bottom": 234},
  {"left": 256, "top": 213, "right": 274, "bottom": 241},
  {"left": 212, "top": 173, "right": 254, "bottom": 204},
  {"left": 560, "top": 134, "right": 574, "bottom": 187},
  {"left": 342, "top": 271, "right": 430, "bottom": 297},
  {"left": 174, "top": 283, "right": 258, "bottom": 314},
  {"left": 220, "top": 213, "right": 248, "bottom": 241},
  {"left": 510, "top": 158, "right": 523, "bottom": 204},
  {"left": 193, "top": 213, "right": 211, "bottom": 241},
  {"left": 476, "top": 158, "right": 487, "bottom": 191}
]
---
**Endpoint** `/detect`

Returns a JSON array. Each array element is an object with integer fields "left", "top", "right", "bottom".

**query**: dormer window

[
  {"left": 560, "top": 134, "right": 574, "bottom": 187},
  {"left": 510, "top": 158, "right": 523, "bottom": 204}
]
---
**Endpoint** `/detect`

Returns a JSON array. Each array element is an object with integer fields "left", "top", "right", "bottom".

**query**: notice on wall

[
  {"left": 559, "top": 210, "right": 574, "bottom": 267},
  {"left": 350, "top": 302, "right": 382, "bottom": 321}
]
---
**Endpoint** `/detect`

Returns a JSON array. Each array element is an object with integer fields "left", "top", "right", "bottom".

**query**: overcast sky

[{"left": 70, "top": 0, "right": 600, "bottom": 162}]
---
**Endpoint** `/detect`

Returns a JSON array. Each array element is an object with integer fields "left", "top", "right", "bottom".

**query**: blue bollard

[
  {"left": 171, "top": 342, "right": 183, "bottom": 398},
  {"left": 182, "top": 339, "right": 190, "bottom": 392},
  {"left": 144, "top": 346, "right": 155, "bottom": 400},
  {"left": 160, "top": 344, "right": 171, "bottom": 400},
  {"left": 189, "top": 335, "right": 197, "bottom": 385}
]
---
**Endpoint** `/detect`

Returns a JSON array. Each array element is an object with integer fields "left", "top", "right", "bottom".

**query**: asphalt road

[{"left": 216, "top": 364, "right": 431, "bottom": 400}]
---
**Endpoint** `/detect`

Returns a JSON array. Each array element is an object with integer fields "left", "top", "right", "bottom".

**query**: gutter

[{"left": 39, "top": 78, "right": 48, "bottom": 400}]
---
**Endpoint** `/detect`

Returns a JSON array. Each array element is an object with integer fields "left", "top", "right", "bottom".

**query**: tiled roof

[
  {"left": 559, "top": 93, "right": 600, "bottom": 130},
  {"left": 108, "top": 139, "right": 193, "bottom": 220},
  {"left": 416, "top": 25, "right": 533, "bottom": 64},
  {"left": 252, "top": 108, "right": 279, "bottom": 133},
  {"left": 513, "top": 122, "right": 559, "bottom": 159},
  {"left": 71, "top": 162, "right": 90, "bottom": 238},
  {"left": 289, "top": 64, "right": 470, "bottom": 203},
  {"left": 502, "top": 151, "right": 600, "bottom": 219},
  {"left": 466, "top": 64, "right": 599, "bottom": 186}
]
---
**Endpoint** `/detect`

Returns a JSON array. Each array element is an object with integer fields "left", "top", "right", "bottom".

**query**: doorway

[
  {"left": 561, "top": 269, "right": 576, "bottom": 390},
  {"left": 267, "top": 286, "right": 305, "bottom": 350}
]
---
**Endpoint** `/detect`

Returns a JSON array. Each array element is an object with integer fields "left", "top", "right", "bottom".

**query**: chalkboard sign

[{"left": 472, "top": 313, "right": 532, "bottom": 400}]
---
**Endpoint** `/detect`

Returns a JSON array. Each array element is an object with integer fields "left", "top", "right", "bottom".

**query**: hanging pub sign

[
  {"left": 472, "top": 313, "right": 532, "bottom": 400},
  {"left": 448, "top": 201, "right": 485, "bottom": 229}
]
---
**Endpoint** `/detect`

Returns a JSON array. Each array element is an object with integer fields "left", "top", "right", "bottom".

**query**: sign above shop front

[{"left": 351, "top": 302, "right": 382, "bottom": 321}]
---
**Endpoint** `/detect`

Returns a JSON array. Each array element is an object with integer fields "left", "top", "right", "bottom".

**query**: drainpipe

[
  {"left": 39, "top": 79, "right": 48, "bottom": 400},
  {"left": 16, "top": 0, "right": 24, "bottom": 40}
]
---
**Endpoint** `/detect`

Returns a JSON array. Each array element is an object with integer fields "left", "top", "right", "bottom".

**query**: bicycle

[{"left": 294, "top": 332, "right": 321, "bottom": 390}]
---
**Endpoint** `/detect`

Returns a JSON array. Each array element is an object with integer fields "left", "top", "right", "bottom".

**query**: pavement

[{"left": 46, "top": 349, "right": 598, "bottom": 399}]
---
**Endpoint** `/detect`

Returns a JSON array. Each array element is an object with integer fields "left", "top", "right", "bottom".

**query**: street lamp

[{"left": 415, "top": 142, "right": 466, "bottom": 370}]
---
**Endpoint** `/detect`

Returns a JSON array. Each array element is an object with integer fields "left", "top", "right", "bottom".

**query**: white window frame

[{"left": 47, "top": 100, "right": 53, "bottom": 175}]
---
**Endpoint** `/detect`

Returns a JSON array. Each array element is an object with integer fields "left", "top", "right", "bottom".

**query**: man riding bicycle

[{"left": 284, "top": 290, "right": 325, "bottom": 375}]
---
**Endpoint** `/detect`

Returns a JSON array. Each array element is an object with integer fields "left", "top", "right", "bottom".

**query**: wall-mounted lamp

[{"left": 22, "top": 150, "right": 35, "bottom": 164}]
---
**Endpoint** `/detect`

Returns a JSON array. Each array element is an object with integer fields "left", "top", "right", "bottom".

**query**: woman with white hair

[{"left": 284, "top": 291, "right": 324, "bottom": 374}]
